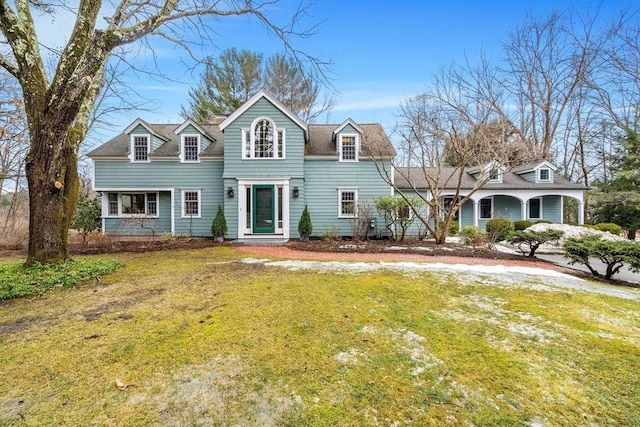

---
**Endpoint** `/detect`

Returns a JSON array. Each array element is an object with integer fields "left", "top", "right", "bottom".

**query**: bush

[
  {"left": 71, "top": 193, "right": 102, "bottom": 247},
  {"left": 563, "top": 236, "right": 640, "bottom": 280},
  {"left": 297, "top": 205, "right": 313, "bottom": 240},
  {"left": 321, "top": 226, "right": 341, "bottom": 241},
  {"left": 211, "top": 205, "right": 228, "bottom": 239},
  {"left": 591, "top": 223, "right": 622, "bottom": 236},
  {"left": 461, "top": 226, "right": 487, "bottom": 246},
  {"left": 485, "top": 218, "right": 514, "bottom": 242},
  {"left": 534, "top": 220, "right": 552, "bottom": 224},
  {"left": 508, "top": 229, "right": 564, "bottom": 257},
  {"left": 513, "top": 220, "right": 534, "bottom": 231}
]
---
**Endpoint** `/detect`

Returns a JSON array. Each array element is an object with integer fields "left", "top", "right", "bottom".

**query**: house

[
  {"left": 88, "top": 89, "right": 396, "bottom": 243},
  {"left": 395, "top": 161, "right": 588, "bottom": 231},
  {"left": 89, "top": 90, "right": 587, "bottom": 241}
]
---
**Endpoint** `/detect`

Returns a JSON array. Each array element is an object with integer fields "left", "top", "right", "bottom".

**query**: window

[
  {"left": 108, "top": 193, "right": 118, "bottom": 216},
  {"left": 528, "top": 198, "right": 541, "bottom": 219},
  {"left": 108, "top": 192, "right": 158, "bottom": 217},
  {"left": 443, "top": 197, "right": 460, "bottom": 220},
  {"left": 122, "top": 193, "right": 146, "bottom": 214},
  {"left": 182, "top": 135, "right": 200, "bottom": 162},
  {"left": 479, "top": 198, "right": 493, "bottom": 219},
  {"left": 132, "top": 135, "right": 149, "bottom": 161},
  {"left": 182, "top": 190, "right": 200, "bottom": 217},
  {"left": 243, "top": 118, "right": 285, "bottom": 159},
  {"left": 539, "top": 168, "right": 551, "bottom": 181},
  {"left": 340, "top": 135, "right": 357, "bottom": 161},
  {"left": 339, "top": 189, "right": 357, "bottom": 218}
]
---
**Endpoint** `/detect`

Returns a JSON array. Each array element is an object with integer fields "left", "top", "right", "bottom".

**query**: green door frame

[{"left": 252, "top": 185, "right": 275, "bottom": 233}]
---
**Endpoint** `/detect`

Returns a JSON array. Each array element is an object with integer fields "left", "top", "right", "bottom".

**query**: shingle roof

[
  {"left": 395, "top": 166, "right": 589, "bottom": 191},
  {"left": 88, "top": 121, "right": 395, "bottom": 159}
]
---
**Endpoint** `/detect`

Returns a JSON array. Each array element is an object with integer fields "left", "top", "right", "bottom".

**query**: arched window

[{"left": 243, "top": 118, "right": 285, "bottom": 159}]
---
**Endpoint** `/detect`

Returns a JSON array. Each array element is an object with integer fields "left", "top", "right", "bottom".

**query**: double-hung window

[
  {"left": 479, "top": 198, "right": 493, "bottom": 219},
  {"left": 132, "top": 135, "right": 149, "bottom": 162},
  {"left": 339, "top": 189, "right": 357, "bottom": 218},
  {"left": 340, "top": 135, "right": 358, "bottom": 162},
  {"left": 182, "top": 135, "right": 200, "bottom": 162},
  {"left": 243, "top": 118, "right": 285, "bottom": 159},
  {"left": 182, "top": 190, "right": 201, "bottom": 218},
  {"left": 528, "top": 198, "right": 542, "bottom": 219},
  {"left": 539, "top": 168, "right": 551, "bottom": 182}
]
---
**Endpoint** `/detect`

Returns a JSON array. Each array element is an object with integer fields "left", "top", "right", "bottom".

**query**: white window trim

[
  {"left": 242, "top": 117, "right": 286, "bottom": 160},
  {"left": 487, "top": 171, "right": 503, "bottom": 183},
  {"left": 528, "top": 197, "right": 543, "bottom": 220},
  {"left": 106, "top": 192, "right": 160, "bottom": 218},
  {"left": 181, "top": 189, "right": 202, "bottom": 218},
  {"left": 180, "top": 134, "right": 201, "bottom": 163},
  {"left": 538, "top": 168, "right": 551, "bottom": 182},
  {"left": 338, "top": 188, "right": 358, "bottom": 218},
  {"left": 339, "top": 134, "right": 359, "bottom": 162},
  {"left": 479, "top": 197, "right": 493, "bottom": 220},
  {"left": 130, "top": 134, "right": 151, "bottom": 163}
]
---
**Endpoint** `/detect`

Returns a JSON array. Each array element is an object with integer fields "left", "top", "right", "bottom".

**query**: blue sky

[{"left": 34, "top": 0, "right": 636, "bottom": 141}]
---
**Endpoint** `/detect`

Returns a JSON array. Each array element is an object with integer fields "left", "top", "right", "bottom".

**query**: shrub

[
  {"left": 461, "top": 226, "right": 487, "bottom": 246},
  {"left": 508, "top": 229, "right": 564, "bottom": 257},
  {"left": 211, "top": 205, "right": 228, "bottom": 239},
  {"left": 297, "top": 205, "right": 313, "bottom": 240},
  {"left": 321, "top": 226, "right": 341, "bottom": 241},
  {"left": 71, "top": 193, "right": 102, "bottom": 247},
  {"left": 591, "top": 223, "right": 622, "bottom": 236},
  {"left": 563, "top": 236, "right": 640, "bottom": 280},
  {"left": 443, "top": 220, "right": 459, "bottom": 236},
  {"left": 485, "top": 218, "right": 514, "bottom": 242},
  {"left": 513, "top": 220, "right": 534, "bottom": 231},
  {"left": 534, "top": 220, "right": 552, "bottom": 224}
]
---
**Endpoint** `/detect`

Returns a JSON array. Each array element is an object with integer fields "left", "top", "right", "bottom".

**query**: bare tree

[
  {"left": 376, "top": 81, "right": 512, "bottom": 244},
  {"left": 0, "top": 0, "right": 325, "bottom": 265}
]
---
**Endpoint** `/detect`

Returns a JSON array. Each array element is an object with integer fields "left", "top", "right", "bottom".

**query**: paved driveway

[{"left": 537, "top": 253, "right": 640, "bottom": 285}]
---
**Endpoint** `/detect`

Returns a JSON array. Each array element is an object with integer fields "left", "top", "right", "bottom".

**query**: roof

[
  {"left": 87, "top": 123, "right": 224, "bottom": 158},
  {"left": 394, "top": 165, "right": 588, "bottom": 191},
  {"left": 88, "top": 121, "right": 395, "bottom": 159}
]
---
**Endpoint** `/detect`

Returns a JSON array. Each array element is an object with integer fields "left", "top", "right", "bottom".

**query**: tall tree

[
  {"left": 182, "top": 49, "right": 333, "bottom": 122},
  {"left": 182, "top": 48, "right": 263, "bottom": 121},
  {"left": 0, "top": 0, "right": 323, "bottom": 265}
]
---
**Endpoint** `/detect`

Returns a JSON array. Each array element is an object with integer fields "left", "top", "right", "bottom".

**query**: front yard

[{"left": 1, "top": 246, "right": 639, "bottom": 425}]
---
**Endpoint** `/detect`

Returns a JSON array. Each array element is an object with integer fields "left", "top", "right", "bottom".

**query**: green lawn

[{"left": 1, "top": 247, "right": 639, "bottom": 426}]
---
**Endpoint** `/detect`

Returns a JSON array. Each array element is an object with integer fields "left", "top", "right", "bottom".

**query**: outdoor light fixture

[
  {"left": 292, "top": 187, "right": 299, "bottom": 198},
  {"left": 227, "top": 186, "right": 234, "bottom": 198}
]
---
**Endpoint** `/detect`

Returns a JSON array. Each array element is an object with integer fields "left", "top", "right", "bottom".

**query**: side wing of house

[{"left": 88, "top": 119, "right": 224, "bottom": 237}]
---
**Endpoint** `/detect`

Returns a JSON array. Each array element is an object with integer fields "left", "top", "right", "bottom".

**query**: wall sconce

[
  {"left": 227, "top": 186, "right": 234, "bottom": 198},
  {"left": 292, "top": 186, "right": 299, "bottom": 198}
]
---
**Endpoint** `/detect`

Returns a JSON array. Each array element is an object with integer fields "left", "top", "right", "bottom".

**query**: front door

[{"left": 253, "top": 185, "right": 275, "bottom": 233}]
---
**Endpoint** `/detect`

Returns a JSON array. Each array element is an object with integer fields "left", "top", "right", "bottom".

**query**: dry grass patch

[{"left": 0, "top": 246, "right": 639, "bottom": 425}]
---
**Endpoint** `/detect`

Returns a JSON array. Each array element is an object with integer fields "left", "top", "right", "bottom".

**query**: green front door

[{"left": 253, "top": 185, "right": 275, "bottom": 233}]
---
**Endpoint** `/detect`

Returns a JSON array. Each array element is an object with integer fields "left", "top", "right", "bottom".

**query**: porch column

[
  {"left": 473, "top": 200, "right": 479, "bottom": 227},
  {"left": 521, "top": 200, "right": 527, "bottom": 220},
  {"left": 578, "top": 200, "right": 585, "bottom": 225}
]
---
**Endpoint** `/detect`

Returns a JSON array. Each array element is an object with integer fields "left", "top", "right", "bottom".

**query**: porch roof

[{"left": 394, "top": 166, "right": 589, "bottom": 191}]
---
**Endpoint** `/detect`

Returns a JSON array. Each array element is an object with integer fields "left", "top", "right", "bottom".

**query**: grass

[{"left": 0, "top": 247, "right": 639, "bottom": 425}]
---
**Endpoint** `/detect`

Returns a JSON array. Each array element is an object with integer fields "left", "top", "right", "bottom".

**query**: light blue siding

[
  {"left": 304, "top": 159, "right": 393, "bottom": 237},
  {"left": 541, "top": 195, "right": 562, "bottom": 223},
  {"left": 94, "top": 160, "right": 224, "bottom": 237}
]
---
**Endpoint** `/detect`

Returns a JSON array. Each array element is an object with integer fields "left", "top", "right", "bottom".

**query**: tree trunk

[
  {"left": 628, "top": 229, "right": 637, "bottom": 241},
  {"left": 25, "top": 130, "right": 80, "bottom": 265}
]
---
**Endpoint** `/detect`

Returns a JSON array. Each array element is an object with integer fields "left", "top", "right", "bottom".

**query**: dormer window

[
  {"left": 181, "top": 134, "right": 200, "bottom": 162},
  {"left": 243, "top": 118, "right": 285, "bottom": 159},
  {"left": 539, "top": 168, "right": 551, "bottom": 182},
  {"left": 132, "top": 135, "right": 149, "bottom": 162},
  {"left": 340, "top": 135, "right": 358, "bottom": 162},
  {"left": 488, "top": 171, "right": 502, "bottom": 183}
]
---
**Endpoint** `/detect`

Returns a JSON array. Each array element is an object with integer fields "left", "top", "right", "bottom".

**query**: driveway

[{"left": 537, "top": 253, "right": 640, "bottom": 285}]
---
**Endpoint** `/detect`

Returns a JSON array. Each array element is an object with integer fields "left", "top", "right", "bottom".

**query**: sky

[{"left": 30, "top": 0, "right": 637, "bottom": 145}]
